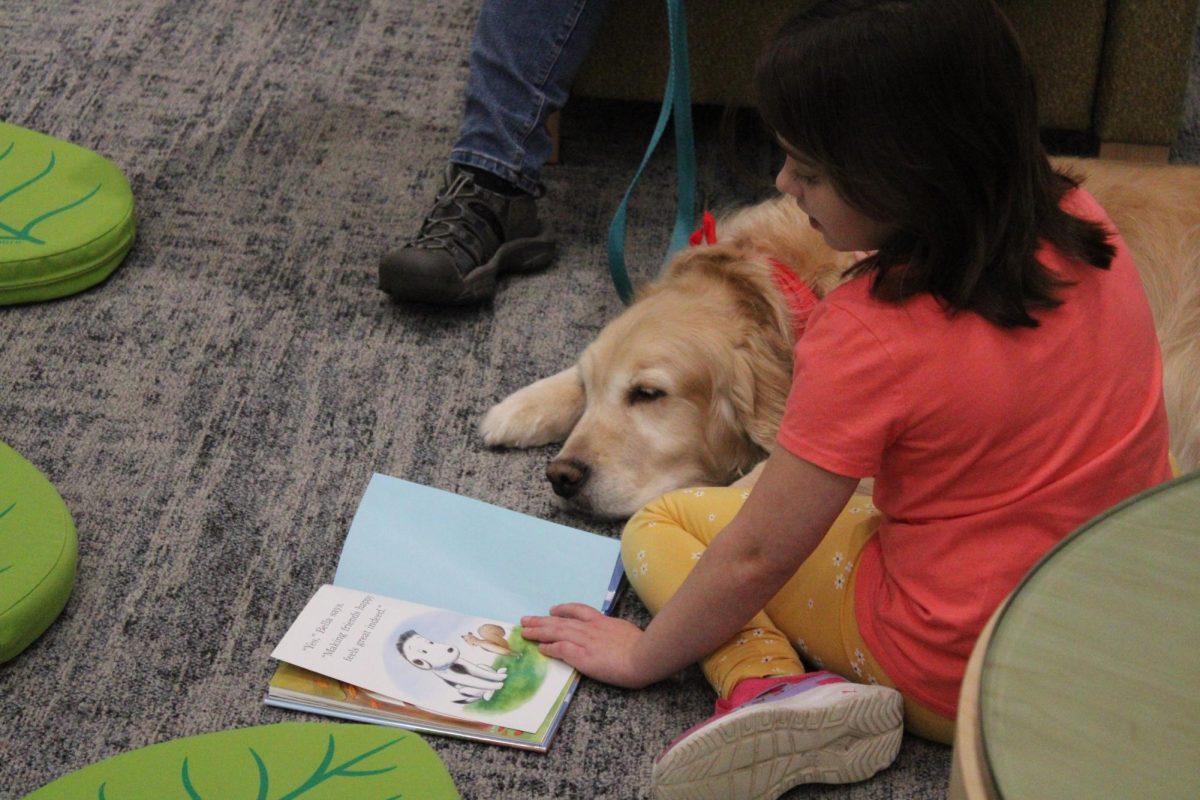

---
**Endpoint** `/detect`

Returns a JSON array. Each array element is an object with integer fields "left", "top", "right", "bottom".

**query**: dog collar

[
  {"left": 768, "top": 258, "right": 820, "bottom": 340},
  {"left": 690, "top": 211, "right": 820, "bottom": 340}
]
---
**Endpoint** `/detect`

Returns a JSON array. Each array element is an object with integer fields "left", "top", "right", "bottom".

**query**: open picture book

[{"left": 266, "top": 474, "right": 625, "bottom": 752}]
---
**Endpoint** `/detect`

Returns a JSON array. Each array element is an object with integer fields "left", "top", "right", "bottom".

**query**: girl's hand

[{"left": 520, "top": 604, "right": 654, "bottom": 689}]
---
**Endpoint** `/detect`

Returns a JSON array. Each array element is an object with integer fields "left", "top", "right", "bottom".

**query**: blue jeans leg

[{"left": 451, "top": 0, "right": 615, "bottom": 195}]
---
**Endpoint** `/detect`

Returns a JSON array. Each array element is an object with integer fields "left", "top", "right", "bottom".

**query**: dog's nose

[{"left": 546, "top": 459, "right": 590, "bottom": 499}]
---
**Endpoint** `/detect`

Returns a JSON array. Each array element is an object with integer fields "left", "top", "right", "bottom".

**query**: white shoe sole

[{"left": 651, "top": 683, "right": 904, "bottom": 800}]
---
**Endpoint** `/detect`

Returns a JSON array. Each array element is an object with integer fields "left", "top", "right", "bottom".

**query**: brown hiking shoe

[{"left": 379, "top": 165, "right": 557, "bottom": 305}]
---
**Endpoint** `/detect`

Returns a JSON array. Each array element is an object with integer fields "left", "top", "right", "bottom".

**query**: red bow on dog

[{"left": 689, "top": 210, "right": 718, "bottom": 246}]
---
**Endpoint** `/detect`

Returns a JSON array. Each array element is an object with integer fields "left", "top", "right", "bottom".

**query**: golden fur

[{"left": 481, "top": 158, "right": 1200, "bottom": 517}]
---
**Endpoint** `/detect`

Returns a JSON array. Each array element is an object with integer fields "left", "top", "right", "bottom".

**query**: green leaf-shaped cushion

[
  {"left": 0, "top": 440, "right": 77, "bottom": 663},
  {"left": 0, "top": 121, "right": 135, "bottom": 304},
  {"left": 22, "top": 722, "right": 462, "bottom": 800}
]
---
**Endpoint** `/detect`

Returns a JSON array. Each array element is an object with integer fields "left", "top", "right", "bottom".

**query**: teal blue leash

[{"left": 606, "top": 0, "right": 696, "bottom": 305}]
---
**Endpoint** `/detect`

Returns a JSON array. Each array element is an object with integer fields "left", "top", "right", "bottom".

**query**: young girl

[{"left": 521, "top": 1, "right": 1173, "bottom": 797}]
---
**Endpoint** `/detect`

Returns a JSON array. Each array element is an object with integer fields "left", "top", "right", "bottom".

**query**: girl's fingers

[
  {"left": 520, "top": 603, "right": 599, "bottom": 637},
  {"left": 535, "top": 640, "right": 581, "bottom": 661},
  {"left": 520, "top": 615, "right": 585, "bottom": 642},
  {"left": 548, "top": 602, "right": 602, "bottom": 621}
]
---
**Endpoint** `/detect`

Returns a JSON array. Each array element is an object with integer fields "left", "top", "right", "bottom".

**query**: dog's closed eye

[{"left": 628, "top": 385, "right": 667, "bottom": 404}]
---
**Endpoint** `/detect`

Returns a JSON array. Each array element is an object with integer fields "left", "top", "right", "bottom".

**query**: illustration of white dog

[{"left": 397, "top": 630, "right": 508, "bottom": 703}]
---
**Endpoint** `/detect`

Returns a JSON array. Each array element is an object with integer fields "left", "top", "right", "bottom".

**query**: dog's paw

[
  {"left": 480, "top": 366, "right": 585, "bottom": 448},
  {"left": 480, "top": 397, "right": 568, "bottom": 447}
]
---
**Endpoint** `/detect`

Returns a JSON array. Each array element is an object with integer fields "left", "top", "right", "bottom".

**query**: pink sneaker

[{"left": 651, "top": 671, "right": 904, "bottom": 800}]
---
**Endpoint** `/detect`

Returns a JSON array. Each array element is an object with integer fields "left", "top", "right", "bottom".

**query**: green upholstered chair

[{"left": 570, "top": 0, "right": 1199, "bottom": 162}]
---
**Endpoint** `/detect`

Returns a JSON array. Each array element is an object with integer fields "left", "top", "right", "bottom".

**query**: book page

[
  {"left": 272, "top": 584, "right": 573, "bottom": 734},
  {"left": 332, "top": 474, "right": 623, "bottom": 620}
]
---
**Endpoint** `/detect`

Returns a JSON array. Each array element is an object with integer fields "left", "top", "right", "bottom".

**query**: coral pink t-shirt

[{"left": 777, "top": 188, "right": 1172, "bottom": 718}]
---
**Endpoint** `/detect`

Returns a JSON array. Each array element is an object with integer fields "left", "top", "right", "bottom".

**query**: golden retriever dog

[{"left": 480, "top": 158, "right": 1200, "bottom": 518}]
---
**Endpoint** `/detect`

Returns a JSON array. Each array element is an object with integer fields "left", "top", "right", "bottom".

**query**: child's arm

[{"left": 521, "top": 449, "right": 858, "bottom": 688}]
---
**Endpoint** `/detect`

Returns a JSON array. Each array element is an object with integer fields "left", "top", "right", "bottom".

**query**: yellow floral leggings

[{"left": 622, "top": 486, "right": 955, "bottom": 744}]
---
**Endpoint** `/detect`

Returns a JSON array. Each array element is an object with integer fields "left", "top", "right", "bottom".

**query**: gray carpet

[{"left": 2, "top": 2, "right": 1198, "bottom": 798}]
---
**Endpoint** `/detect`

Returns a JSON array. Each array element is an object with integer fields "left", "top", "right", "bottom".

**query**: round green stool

[
  {"left": 0, "top": 440, "right": 77, "bottom": 663},
  {"left": 0, "top": 121, "right": 135, "bottom": 304},
  {"left": 22, "top": 722, "right": 461, "bottom": 799},
  {"left": 951, "top": 471, "right": 1200, "bottom": 798}
]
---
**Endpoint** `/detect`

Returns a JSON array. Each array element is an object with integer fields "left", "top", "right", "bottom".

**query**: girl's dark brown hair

[{"left": 755, "top": 0, "right": 1114, "bottom": 328}]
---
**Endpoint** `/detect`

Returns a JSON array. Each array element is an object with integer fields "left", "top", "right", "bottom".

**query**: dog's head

[
  {"left": 397, "top": 631, "right": 457, "bottom": 670},
  {"left": 477, "top": 196, "right": 850, "bottom": 517},
  {"left": 545, "top": 243, "right": 801, "bottom": 518}
]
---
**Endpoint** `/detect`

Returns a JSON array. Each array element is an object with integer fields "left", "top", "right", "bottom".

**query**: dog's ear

[
  {"left": 673, "top": 245, "right": 796, "bottom": 456},
  {"left": 723, "top": 270, "right": 795, "bottom": 454},
  {"left": 728, "top": 334, "right": 792, "bottom": 454}
]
